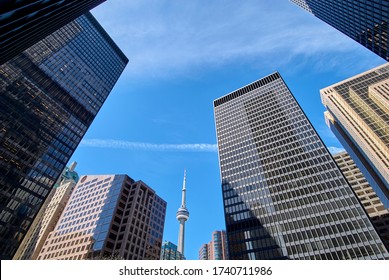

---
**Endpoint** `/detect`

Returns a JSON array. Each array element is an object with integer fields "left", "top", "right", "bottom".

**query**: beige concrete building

[
  {"left": 333, "top": 151, "right": 389, "bottom": 250},
  {"left": 321, "top": 63, "right": 389, "bottom": 208},
  {"left": 37, "top": 174, "right": 166, "bottom": 260},
  {"left": 13, "top": 163, "right": 79, "bottom": 260}
]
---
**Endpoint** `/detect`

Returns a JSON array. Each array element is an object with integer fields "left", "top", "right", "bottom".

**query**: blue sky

[{"left": 68, "top": 0, "right": 385, "bottom": 260}]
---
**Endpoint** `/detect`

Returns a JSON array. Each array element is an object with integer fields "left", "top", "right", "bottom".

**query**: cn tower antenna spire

[
  {"left": 181, "top": 169, "right": 186, "bottom": 207},
  {"left": 176, "top": 169, "right": 189, "bottom": 255}
]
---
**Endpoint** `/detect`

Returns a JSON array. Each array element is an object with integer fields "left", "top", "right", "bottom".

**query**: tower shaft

[{"left": 177, "top": 220, "right": 185, "bottom": 254}]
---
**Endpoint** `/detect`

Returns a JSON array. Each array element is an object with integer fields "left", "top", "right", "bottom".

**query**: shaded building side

[{"left": 333, "top": 151, "right": 389, "bottom": 250}]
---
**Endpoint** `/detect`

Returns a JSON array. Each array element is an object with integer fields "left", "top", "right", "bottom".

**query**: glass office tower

[
  {"left": 290, "top": 0, "right": 389, "bottom": 61},
  {"left": 0, "top": 12, "right": 128, "bottom": 259},
  {"left": 321, "top": 63, "right": 389, "bottom": 208},
  {"left": 214, "top": 72, "right": 389, "bottom": 260},
  {"left": 0, "top": 0, "right": 105, "bottom": 65}
]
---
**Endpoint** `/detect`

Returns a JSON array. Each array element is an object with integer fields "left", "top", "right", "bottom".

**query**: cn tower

[{"left": 176, "top": 170, "right": 189, "bottom": 255}]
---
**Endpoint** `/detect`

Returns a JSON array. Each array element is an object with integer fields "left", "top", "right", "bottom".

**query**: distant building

[
  {"left": 333, "top": 152, "right": 389, "bottom": 250},
  {"left": 160, "top": 241, "right": 185, "bottom": 260},
  {"left": 199, "top": 230, "right": 228, "bottom": 260},
  {"left": 321, "top": 63, "right": 389, "bottom": 208},
  {"left": 290, "top": 0, "right": 389, "bottom": 61},
  {"left": 0, "top": 12, "right": 128, "bottom": 259},
  {"left": 0, "top": 0, "right": 106, "bottom": 64},
  {"left": 55, "top": 162, "right": 80, "bottom": 188},
  {"left": 198, "top": 244, "right": 209, "bottom": 260},
  {"left": 37, "top": 175, "right": 166, "bottom": 260},
  {"left": 13, "top": 163, "right": 79, "bottom": 260},
  {"left": 214, "top": 72, "right": 389, "bottom": 259}
]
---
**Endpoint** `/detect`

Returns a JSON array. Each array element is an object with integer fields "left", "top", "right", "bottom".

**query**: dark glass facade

[
  {"left": 0, "top": 12, "right": 128, "bottom": 259},
  {"left": 0, "top": 0, "right": 105, "bottom": 65},
  {"left": 214, "top": 72, "right": 389, "bottom": 259},
  {"left": 290, "top": 0, "right": 389, "bottom": 61}
]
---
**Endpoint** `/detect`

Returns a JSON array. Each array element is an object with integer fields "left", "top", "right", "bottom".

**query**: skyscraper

[
  {"left": 176, "top": 170, "right": 189, "bottom": 257},
  {"left": 333, "top": 151, "right": 389, "bottom": 250},
  {"left": 0, "top": 0, "right": 106, "bottom": 65},
  {"left": 198, "top": 230, "right": 229, "bottom": 260},
  {"left": 160, "top": 241, "right": 185, "bottom": 260},
  {"left": 13, "top": 162, "right": 79, "bottom": 260},
  {"left": 0, "top": 12, "right": 128, "bottom": 259},
  {"left": 214, "top": 72, "right": 389, "bottom": 260},
  {"left": 37, "top": 175, "right": 166, "bottom": 260},
  {"left": 321, "top": 63, "right": 389, "bottom": 208},
  {"left": 290, "top": 0, "right": 389, "bottom": 61}
]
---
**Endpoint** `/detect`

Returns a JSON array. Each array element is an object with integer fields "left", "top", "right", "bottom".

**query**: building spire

[
  {"left": 176, "top": 169, "right": 189, "bottom": 255},
  {"left": 181, "top": 169, "right": 186, "bottom": 207}
]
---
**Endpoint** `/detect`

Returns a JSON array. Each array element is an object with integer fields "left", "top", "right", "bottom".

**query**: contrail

[{"left": 80, "top": 139, "right": 218, "bottom": 152}]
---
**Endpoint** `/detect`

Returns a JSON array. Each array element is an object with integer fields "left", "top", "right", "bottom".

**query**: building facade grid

[
  {"left": 38, "top": 175, "right": 166, "bottom": 260},
  {"left": 333, "top": 151, "right": 389, "bottom": 249},
  {"left": 214, "top": 72, "right": 389, "bottom": 260},
  {"left": 321, "top": 63, "right": 389, "bottom": 208}
]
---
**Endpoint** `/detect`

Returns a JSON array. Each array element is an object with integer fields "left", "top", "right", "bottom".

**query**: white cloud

[
  {"left": 91, "top": 0, "right": 378, "bottom": 78},
  {"left": 80, "top": 139, "right": 218, "bottom": 152},
  {"left": 327, "top": 146, "right": 345, "bottom": 154}
]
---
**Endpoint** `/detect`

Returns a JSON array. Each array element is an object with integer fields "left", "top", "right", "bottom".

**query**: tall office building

[
  {"left": 160, "top": 241, "right": 185, "bottom": 260},
  {"left": 333, "top": 151, "right": 389, "bottom": 250},
  {"left": 214, "top": 72, "right": 389, "bottom": 260},
  {"left": 290, "top": 0, "right": 389, "bottom": 61},
  {"left": 38, "top": 175, "right": 166, "bottom": 260},
  {"left": 0, "top": 12, "right": 128, "bottom": 259},
  {"left": 13, "top": 162, "right": 79, "bottom": 260},
  {"left": 176, "top": 170, "right": 189, "bottom": 256},
  {"left": 198, "top": 230, "right": 228, "bottom": 260},
  {"left": 321, "top": 63, "right": 389, "bottom": 208},
  {"left": 0, "top": 0, "right": 106, "bottom": 65}
]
